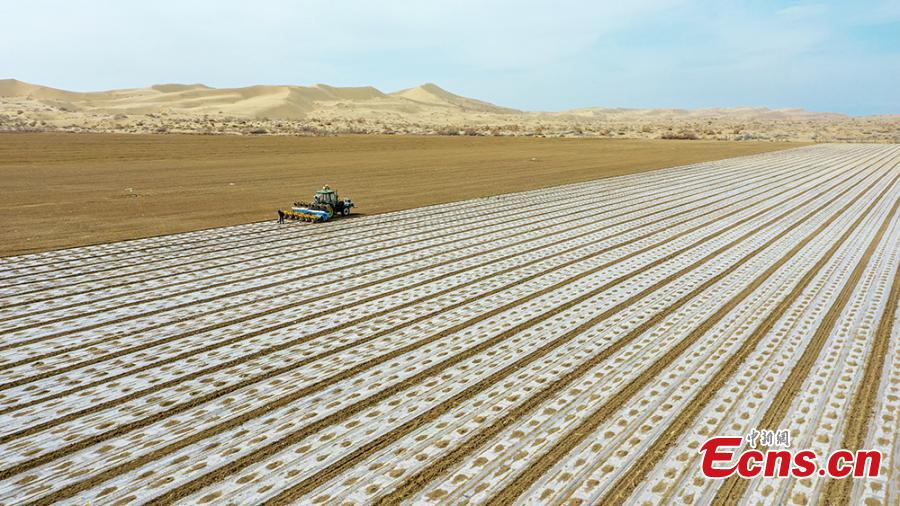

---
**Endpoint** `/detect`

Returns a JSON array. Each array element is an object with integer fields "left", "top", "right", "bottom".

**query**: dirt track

[
  {"left": 0, "top": 133, "right": 798, "bottom": 256},
  {"left": 0, "top": 144, "right": 896, "bottom": 505}
]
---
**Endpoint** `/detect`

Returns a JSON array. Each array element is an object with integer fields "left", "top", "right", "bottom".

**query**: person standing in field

[{"left": 277, "top": 209, "right": 285, "bottom": 224}]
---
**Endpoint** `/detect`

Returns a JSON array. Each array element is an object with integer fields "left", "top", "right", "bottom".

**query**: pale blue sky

[{"left": 2, "top": 1, "right": 898, "bottom": 115}]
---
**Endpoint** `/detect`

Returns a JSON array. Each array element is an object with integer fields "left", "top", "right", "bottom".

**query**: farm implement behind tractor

[{"left": 280, "top": 185, "right": 355, "bottom": 223}]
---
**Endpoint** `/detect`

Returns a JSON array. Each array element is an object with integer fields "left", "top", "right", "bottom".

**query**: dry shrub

[{"left": 660, "top": 130, "right": 699, "bottom": 140}]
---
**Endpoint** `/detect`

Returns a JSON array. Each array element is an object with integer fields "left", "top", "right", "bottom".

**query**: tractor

[{"left": 280, "top": 185, "right": 355, "bottom": 222}]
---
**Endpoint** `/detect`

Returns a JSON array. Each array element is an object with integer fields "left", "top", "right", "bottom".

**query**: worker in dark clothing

[{"left": 277, "top": 209, "right": 285, "bottom": 224}]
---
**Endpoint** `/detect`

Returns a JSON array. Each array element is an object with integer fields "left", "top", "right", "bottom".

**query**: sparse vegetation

[
  {"left": 660, "top": 130, "right": 699, "bottom": 140},
  {"left": 1, "top": 81, "right": 895, "bottom": 142}
]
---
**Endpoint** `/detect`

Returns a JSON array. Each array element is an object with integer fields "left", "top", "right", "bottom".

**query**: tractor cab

[{"left": 314, "top": 185, "right": 338, "bottom": 206}]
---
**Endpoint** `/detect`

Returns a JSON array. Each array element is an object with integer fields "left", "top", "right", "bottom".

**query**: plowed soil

[{"left": 0, "top": 133, "right": 798, "bottom": 256}]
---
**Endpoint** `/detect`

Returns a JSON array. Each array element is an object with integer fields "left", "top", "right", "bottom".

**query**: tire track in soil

[
  {"left": 369, "top": 160, "right": 897, "bottom": 506},
  {"left": 0, "top": 154, "right": 840, "bottom": 451},
  {"left": 819, "top": 261, "right": 900, "bottom": 505},
  {"left": 12, "top": 155, "right": 866, "bottom": 505},
  {"left": 151, "top": 156, "right": 882, "bottom": 506},
  {"left": 0, "top": 156, "right": 827, "bottom": 386}
]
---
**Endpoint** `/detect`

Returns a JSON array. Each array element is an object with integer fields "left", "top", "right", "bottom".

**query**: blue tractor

[{"left": 282, "top": 185, "right": 355, "bottom": 222}]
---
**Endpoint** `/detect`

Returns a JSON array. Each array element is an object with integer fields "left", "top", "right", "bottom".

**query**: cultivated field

[
  {"left": 0, "top": 144, "right": 897, "bottom": 505},
  {"left": 0, "top": 133, "right": 797, "bottom": 256}
]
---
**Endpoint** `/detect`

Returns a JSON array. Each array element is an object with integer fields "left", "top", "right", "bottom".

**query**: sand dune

[
  {"left": 390, "top": 82, "right": 519, "bottom": 113},
  {"left": 564, "top": 105, "right": 849, "bottom": 121},
  {"left": 0, "top": 78, "right": 896, "bottom": 142},
  {"left": 0, "top": 79, "right": 83, "bottom": 101},
  {"left": 0, "top": 79, "right": 511, "bottom": 119},
  {"left": 3, "top": 78, "right": 842, "bottom": 121}
]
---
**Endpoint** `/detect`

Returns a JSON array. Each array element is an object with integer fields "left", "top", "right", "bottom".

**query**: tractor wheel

[{"left": 341, "top": 206, "right": 351, "bottom": 216}]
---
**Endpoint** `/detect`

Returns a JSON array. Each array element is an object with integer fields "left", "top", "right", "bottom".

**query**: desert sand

[{"left": 1, "top": 79, "right": 896, "bottom": 142}]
